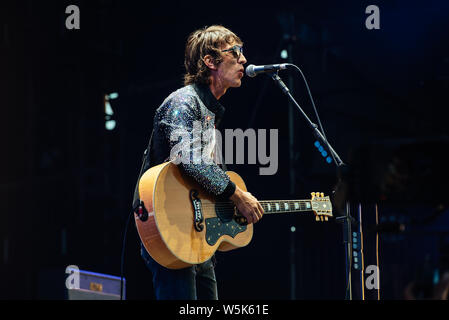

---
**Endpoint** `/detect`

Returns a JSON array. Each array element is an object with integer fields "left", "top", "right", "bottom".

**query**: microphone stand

[
  {"left": 269, "top": 72, "right": 344, "bottom": 167},
  {"left": 269, "top": 71, "right": 356, "bottom": 300}
]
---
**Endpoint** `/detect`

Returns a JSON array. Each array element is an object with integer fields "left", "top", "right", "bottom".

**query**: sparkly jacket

[{"left": 133, "top": 83, "right": 236, "bottom": 208}]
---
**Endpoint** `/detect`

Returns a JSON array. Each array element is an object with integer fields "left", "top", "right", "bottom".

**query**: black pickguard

[
  {"left": 204, "top": 202, "right": 247, "bottom": 246},
  {"left": 205, "top": 218, "right": 247, "bottom": 246}
]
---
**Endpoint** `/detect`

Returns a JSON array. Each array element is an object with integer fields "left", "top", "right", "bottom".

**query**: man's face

[{"left": 215, "top": 42, "right": 247, "bottom": 89}]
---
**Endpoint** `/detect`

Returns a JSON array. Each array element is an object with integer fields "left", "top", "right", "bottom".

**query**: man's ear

[{"left": 203, "top": 55, "right": 218, "bottom": 71}]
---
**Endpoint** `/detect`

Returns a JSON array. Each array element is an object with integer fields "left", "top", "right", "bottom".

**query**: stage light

[
  {"left": 314, "top": 140, "right": 333, "bottom": 164},
  {"left": 105, "top": 101, "right": 114, "bottom": 116},
  {"left": 105, "top": 120, "right": 116, "bottom": 131},
  {"left": 280, "top": 49, "right": 288, "bottom": 59},
  {"left": 104, "top": 94, "right": 117, "bottom": 131},
  {"left": 108, "top": 92, "right": 119, "bottom": 100}
]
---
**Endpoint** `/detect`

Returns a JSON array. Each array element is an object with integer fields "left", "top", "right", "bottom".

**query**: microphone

[{"left": 245, "top": 64, "right": 289, "bottom": 77}]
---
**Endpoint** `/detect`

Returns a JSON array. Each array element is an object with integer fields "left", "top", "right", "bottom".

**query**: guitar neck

[{"left": 260, "top": 200, "right": 312, "bottom": 215}]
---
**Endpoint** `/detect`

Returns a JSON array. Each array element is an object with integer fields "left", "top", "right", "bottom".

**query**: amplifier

[{"left": 66, "top": 269, "right": 125, "bottom": 300}]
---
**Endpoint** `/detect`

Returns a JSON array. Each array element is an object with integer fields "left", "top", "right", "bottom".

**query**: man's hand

[{"left": 229, "top": 185, "right": 264, "bottom": 224}]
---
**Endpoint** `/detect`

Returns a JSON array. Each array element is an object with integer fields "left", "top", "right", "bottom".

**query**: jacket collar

[{"left": 192, "top": 82, "right": 226, "bottom": 126}]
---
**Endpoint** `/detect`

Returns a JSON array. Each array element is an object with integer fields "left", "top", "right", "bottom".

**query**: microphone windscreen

[{"left": 245, "top": 64, "right": 256, "bottom": 77}]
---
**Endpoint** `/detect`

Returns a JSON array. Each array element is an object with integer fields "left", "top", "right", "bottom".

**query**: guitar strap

[{"left": 132, "top": 129, "right": 154, "bottom": 213}]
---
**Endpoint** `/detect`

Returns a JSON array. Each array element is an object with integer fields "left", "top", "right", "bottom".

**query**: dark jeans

[{"left": 141, "top": 243, "right": 218, "bottom": 300}]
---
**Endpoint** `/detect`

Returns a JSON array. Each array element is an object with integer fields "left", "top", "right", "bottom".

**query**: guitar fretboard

[{"left": 260, "top": 200, "right": 312, "bottom": 214}]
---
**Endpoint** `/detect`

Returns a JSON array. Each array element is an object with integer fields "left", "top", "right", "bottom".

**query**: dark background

[{"left": 1, "top": 0, "right": 448, "bottom": 299}]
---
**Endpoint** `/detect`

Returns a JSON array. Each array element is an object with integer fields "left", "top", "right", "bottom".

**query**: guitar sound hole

[{"left": 215, "top": 202, "right": 235, "bottom": 223}]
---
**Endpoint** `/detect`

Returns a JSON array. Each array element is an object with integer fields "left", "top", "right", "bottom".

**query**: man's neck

[{"left": 208, "top": 77, "right": 227, "bottom": 100}]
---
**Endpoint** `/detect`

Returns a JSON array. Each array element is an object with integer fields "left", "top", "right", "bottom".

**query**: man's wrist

[
  {"left": 229, "top": 185, "right": 242, "bottom": 203},
  {"left": 220, "top": 180, "right": 236, "bottom": 199}
]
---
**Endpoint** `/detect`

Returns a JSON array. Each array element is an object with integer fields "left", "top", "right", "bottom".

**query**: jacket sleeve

[{"left": 155, "top": 95, "right": 236, "bottom": 198}]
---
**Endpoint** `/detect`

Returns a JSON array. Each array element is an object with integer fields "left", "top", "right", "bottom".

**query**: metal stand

[
  {"left": 290, "top": 225, "right": 296, "bottom": 300},
  {"left": 335, "top": 203, "right": 354, "bottom": 299},
  {"left": 269, "top": 71, "right": 355, "bottom": 299}
]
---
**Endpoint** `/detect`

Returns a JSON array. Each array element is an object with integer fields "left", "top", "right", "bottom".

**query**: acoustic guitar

[{"left": 135, "top": 162, "right": 333, "bottom": 269}]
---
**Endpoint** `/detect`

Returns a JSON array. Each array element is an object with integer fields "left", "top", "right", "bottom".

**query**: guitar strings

[
  {"left": 200, "top": 202, "right": 312, "bottom": 209},
  {"left": 190, "top": 205, "right": 313, "bottom": 214},
  {"left": 162, "top": 210, "right": 307, "bottom": 216},
  {"left": 200, "top": 200, "right": 311, "bottom": 207},
  {"left": 201, "top": 201, "right": 312, "bottom": 208},
  {"left": 200, "top": 206, "right": 312, "bottom": 212}
]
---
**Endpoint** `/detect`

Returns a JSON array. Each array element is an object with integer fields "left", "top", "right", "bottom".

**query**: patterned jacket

[{"left": 133, "top": 82, "right": 236, "bottom": 208}]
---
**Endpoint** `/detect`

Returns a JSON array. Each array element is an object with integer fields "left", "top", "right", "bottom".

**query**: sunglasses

[{"left": 221, "top": 45, "right": 243, "bottom": 60}]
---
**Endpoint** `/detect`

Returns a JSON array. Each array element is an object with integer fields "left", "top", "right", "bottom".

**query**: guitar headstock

[{"left": 310, "top": 192, "right": 333, "bottom": 222}]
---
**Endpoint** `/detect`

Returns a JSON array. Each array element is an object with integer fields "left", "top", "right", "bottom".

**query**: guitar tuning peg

[
  {"left": 311, "top": 192, "right": 316, "bottom": 198},
  {"left": 325, "top": 216, "right": 328, "bottom": 221},
  {"left": 315, "top": 216, "right": 320, "bottom": 222},
  {"left": 320, "top": 216, "right": 324, "bottom": 222},
  {"left": 321, "top": 192, "right": 324, "bottom": 197}
]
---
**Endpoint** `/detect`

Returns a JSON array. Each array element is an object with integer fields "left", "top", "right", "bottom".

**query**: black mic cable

[
  {"left": 286, "top": 64, "right": 351, "bottom": 298},
  {"left": 120, "top": 211, "right": 134, "bottom": 300},
  {"left": 288, "top": 64, "right": 338, "bottom": 167}
]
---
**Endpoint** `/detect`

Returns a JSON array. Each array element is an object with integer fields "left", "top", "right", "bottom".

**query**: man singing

[{"left": 135, "top": 25, "right": 264, "bottom": 300}]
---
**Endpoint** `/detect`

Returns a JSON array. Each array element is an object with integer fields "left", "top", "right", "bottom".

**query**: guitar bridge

[{"left": 190, "top": 189, "right": 204, "bottom": 232}]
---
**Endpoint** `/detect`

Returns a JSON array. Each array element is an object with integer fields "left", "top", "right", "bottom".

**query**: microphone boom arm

[{"left": 269, "top": 72, "right": 345, "bottom": 167}]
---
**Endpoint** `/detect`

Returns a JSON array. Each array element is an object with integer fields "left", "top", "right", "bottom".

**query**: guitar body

[{"left": 136, "top": 162, "right": 253, "bottom": 269}]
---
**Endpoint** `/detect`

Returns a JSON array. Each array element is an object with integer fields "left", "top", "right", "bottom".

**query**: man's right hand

[{"left": 229, "top": 185, "right": 264, "bottom": 224}]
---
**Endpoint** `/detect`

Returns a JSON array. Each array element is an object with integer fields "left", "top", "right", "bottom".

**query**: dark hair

[{"left": 184, "top": 25, "right": 243, "bottom": 86}]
